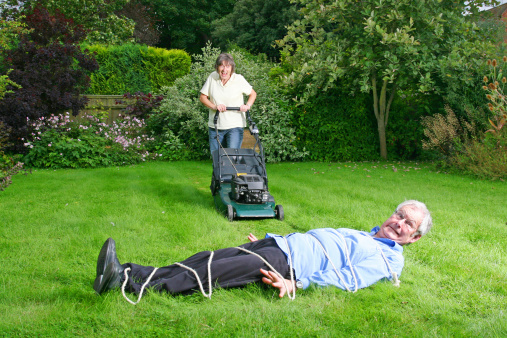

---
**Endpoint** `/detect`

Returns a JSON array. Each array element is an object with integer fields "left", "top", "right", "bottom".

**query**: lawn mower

[{"left": 210, "top": 107, "right": 283, "bottom": 221}]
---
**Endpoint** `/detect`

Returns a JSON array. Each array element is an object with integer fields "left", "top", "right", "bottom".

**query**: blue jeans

[{"left": 209, "top": 127, "right": 244, "bottom": 154}]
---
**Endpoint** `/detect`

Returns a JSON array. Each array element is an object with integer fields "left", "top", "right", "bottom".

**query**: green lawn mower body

[{"left": 210, "top": 109, "right": 283, "bottom": 221}]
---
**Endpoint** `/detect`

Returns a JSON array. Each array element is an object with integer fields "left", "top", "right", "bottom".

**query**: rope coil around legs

[
  {"left": 121, "top": 252, "right": 215, "bottom": 305},
  {"left": 121, "top": 267, "right": 159, "bottom": 305},
  {"left": 174, "top": 251, "right": 215, "bottom": 299}
]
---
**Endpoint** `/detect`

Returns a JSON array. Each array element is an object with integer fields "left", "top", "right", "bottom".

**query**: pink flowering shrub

[{"left": 23, "top": 112, "right": 160, "bottom": 168}]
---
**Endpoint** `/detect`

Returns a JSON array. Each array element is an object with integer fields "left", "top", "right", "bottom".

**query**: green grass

[{"left": 0, "top": 160, "right": 506, "bottom": 336}]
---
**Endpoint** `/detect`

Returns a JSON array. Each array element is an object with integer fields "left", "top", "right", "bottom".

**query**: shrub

[
  {"left": 449, "top": 132, "right": 506, "bottom": 180},
  {"left": 482, "top": 58, "right": 507, "bottom": 136},
  {"left": 421, "top": 105, "right": 478, "bottom": 158},
  {"left": 421, "top": 105, "right": 505, "bottom": 180},
  {"left": 0, "top": 5, "right": 99, "bottom": 153},
  {"left": 0, "top": 121, "right": 25, "bottom": 191},
  {"left": 0, "top": 120, "right": 11, "bottom": 150},
  {"left": 149, "top": 44, "right": 307, "bottom": 162},
  {"left": 23, "top": 113, "right": 159, "bottom": 168},
  {"left": 0, "top": 154, "right": 25, "bottom": 191}
]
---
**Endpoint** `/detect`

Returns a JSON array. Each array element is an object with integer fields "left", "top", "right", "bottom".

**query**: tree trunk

[
  {"left": 371, "top": 75, "right": 395, "bottom": 160},
  {"left": 377, "top": 116, "right": 387, "bottom": 159}
]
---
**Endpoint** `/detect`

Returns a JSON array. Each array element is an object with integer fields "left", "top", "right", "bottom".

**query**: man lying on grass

[{"left": 94, "top": 200, "right": 432, "bottom": 301}]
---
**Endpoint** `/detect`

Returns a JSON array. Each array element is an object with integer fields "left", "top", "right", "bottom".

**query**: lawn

[{"left": 0, "top": 160, "right": 506, "bottom": 336}]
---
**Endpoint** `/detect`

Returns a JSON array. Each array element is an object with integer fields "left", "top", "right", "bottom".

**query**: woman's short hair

[
  {"left": 396, "top": 200, "right": 433, "bottom": 237},
  {"left": 215, "top": 53, "right": 236, "bottom": 74}
]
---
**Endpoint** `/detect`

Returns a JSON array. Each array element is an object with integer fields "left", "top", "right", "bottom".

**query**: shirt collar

[
  {"left": 369, "top": 226, "right": 403, "bottom": 252},
  {"left": 369, "top": 226, "right": 380, "bottom": 236}
]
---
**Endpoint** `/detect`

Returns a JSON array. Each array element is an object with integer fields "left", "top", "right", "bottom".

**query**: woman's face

[{"left": 217, "top": 62, "right": 232, "bottom": 82}]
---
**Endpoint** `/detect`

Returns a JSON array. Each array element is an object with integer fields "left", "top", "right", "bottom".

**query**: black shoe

[
  {"left": 93, "top": 274, "right": 103, "bottom": 292},
  {"left": 96, "top": 238, "right": 122, "bottom": 278},
  {"left": 94, "top": 262, "right": 122, "bottom": 295}
]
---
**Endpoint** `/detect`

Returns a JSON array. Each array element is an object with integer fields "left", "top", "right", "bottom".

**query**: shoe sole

[
  {"left": 95, "top": 262, "right": 121, "bottom": 295},
  {"left": 93, "top": 274, "right": 102, "bottom": 291},
  {"left": 96, "top": 238, "right": 115, "bottom": 278}
]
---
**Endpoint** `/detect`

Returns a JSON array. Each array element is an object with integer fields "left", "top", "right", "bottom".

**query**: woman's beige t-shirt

[{"left": 201, "top": 71, "right": 253, "bottom": 129}]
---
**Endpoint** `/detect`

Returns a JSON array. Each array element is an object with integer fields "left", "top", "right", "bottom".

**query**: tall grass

[{"left": 0, "top": 161, "right": 505, "bottom": 336}]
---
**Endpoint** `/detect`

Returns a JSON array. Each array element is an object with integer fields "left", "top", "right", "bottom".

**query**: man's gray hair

[
  {"left": 215, "top": 53, "right": 236, "bottom": 74},
  {"left": 396, "top": 200, "right": 432, "bottom": 237}
]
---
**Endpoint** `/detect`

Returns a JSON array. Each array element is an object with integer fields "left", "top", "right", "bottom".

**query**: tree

[
  {"left": 278, "top": 0, "right": 498, "bottom": 159},
  {"left": 117, "top": 0, "right": 160, "bottom": 45},
  {"left": 148, "top": 0, "right": 235, "bottom": 54},
  {"left": 0, "top": 5, "right": 99, "bottom": 152},
  {"left": 0, "top": 0, "right": 135, "bottom": 44},
  {"left": 211, "top": 0, "right": 300, "bottom": 60}
]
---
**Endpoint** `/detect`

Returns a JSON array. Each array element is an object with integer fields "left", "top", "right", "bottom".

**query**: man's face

[{"left": 376, "top": 206, "right": 424, "bottom": 245}]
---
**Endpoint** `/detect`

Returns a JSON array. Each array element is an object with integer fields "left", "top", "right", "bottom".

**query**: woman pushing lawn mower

[
  {"left": 200, "top": 53, "right": 282, "bottom": 221},
  {"left": 199, "top": 53, "right": 257, "bottom": 153}
]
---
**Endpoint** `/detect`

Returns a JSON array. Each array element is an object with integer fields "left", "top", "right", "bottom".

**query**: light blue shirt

[{"left": 265, "top": 227, "right": 404, "bottom": 290}]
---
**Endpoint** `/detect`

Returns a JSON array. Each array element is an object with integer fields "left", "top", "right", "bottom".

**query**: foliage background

[{"left": 211, "top": 0, "right": 300, "bottom": 60}]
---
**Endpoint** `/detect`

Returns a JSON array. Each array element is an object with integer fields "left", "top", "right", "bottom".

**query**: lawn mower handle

[
  {"left": 212, "top": 107, "right": 241, "bottom": 125},
  {"left": 226, "top": 107, "right": 259, "bottom": 134},
  {"left": 213, "top": 107, "right": 258, "bottom": 134}
]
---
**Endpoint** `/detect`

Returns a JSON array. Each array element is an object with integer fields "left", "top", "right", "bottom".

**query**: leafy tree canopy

[
  {"left": 211, "top": 0, "right": 300, "bottom": 60},
  {"left": 0, "top": 19, "right": 29, "bottom": 99},
  {"left": 0, "top": 0, "right": 135, "bottom": 44},
  {"left": 147, "top": 0, "right": 235, "bottom": 55},
  {"left": 278, "top": 0, "right": 499, "bottom": 159}
]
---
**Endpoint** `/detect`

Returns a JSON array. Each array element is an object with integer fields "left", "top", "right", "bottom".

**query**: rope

[
  {"left": 121, "top": 267, "right": 159, "bottom": 305},
  {"left": 174, "top": 251, "right": 215, "bottom": 299},
  {"left": 121, "top": 252, "right": 215, "bottom": 305},
  {"left": 374, "top": 242, "right": 401, "bottom": 287},
  {"left": 309, "top": 234, "right": 359, "bottom": 293}
]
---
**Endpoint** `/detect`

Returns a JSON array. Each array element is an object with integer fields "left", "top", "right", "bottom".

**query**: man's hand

[
  {"left": 247, "top": 233, "right": 258, "bottom": 242},
  {"left": 260, "top": 268, "right": 295, "bottom": 298}
]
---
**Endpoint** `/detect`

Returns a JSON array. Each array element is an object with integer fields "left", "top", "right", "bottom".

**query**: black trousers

[{"left": 122, "top": 238, "right": 291, "bottom": 295}]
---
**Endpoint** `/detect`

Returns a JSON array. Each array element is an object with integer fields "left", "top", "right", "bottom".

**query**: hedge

[
  {"left": 84, "top": 44, "right": 191, "bottom": 95},
  {"left": 294, "top": 88, "right": 379, "bottom": 161}
]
